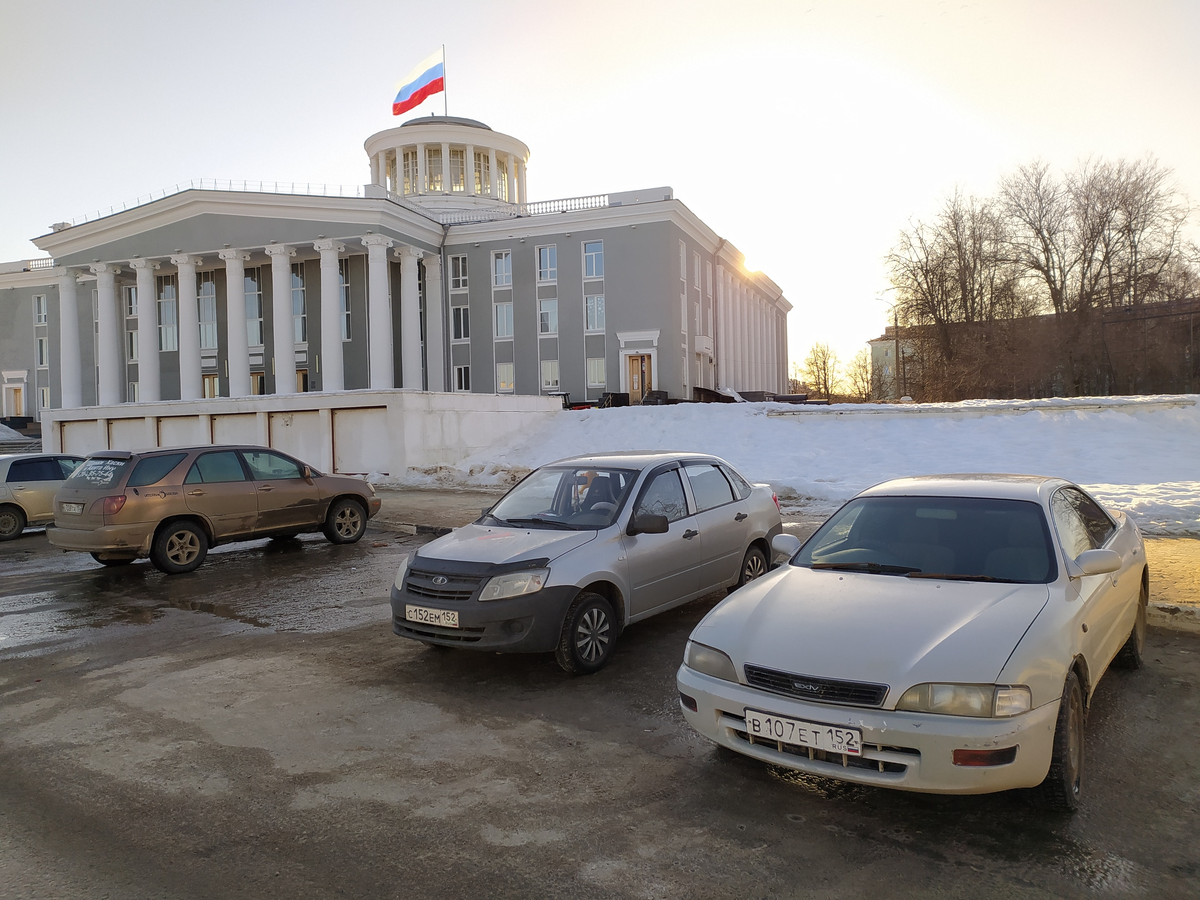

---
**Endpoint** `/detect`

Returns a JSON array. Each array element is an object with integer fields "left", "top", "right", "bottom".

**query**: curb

[{"left": 1150, "top": 602, "right": 1200, "bottom": 634}]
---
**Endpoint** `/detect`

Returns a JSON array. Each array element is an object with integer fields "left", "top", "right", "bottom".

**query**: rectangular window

[
  {"left": 34, "top": 294, "right": 47, "bottom": 324},
  {"left": 541, "top": 359, "right": 560, "bottom": 390},
  {"left": 679, "top": 241, "right": 686, "bottom": 279},
  {"left": 584, "top": 241, "right": 604, "bottom": 278},
  {"left": 586, "top": 357, "right": 606, "bottom": 387},
  {"left": 244, "top": 267, "right": 264, "bottom": 347},
  {"left": 452, "top": 303, "right": 470, "bottom": 341},
  {"left": 497, "top": 157, "right": 508, "bottom": 201},
  {"left": 693, "top": 251, "right": 701, "bottom": 289},
  {"left": 203, "top": 374, "right": 219, "bottom": 399},
  {"left": 694, "top": 300, "right": 701, "bottom": 334},
  {"left": 338, "top": 258, "right": 352, "bottom": 341},
  {"left": 124, "top": 286, "right": 137, "bottom": 317},
  {"left": 496, "top": 362, "right": 514, "bottom": 392},
  {"left": 127, "top": 381, "right": 138, "bottom": 403},
  {"left": 251, "top": 372, "right": 266, "bottom": 395},
  {"left": 126, "top": 329, "right": 138, "bottom": 362},
  {"left": 291, "top": 262, "right": 307, "bottom": 343},
  {"left": 198, "top": 271, "right": 218, "bottom": 350},
  {"left": 537, "top": 245, "right": 557, "bottom": 283},
  {"left": 426, "top": 146, "right": 443, "bottom": 192},
  {"left": 450, "top": 148, "right": 466, "bottom": 191},
  {"left": 36, "top": 336, "right": 48, "bottom": 367},
  {"left": 585, "top": 294, "right": 605, "bottom": 332},
  {"left": 40, "top": 386, "right": 51, "bottom": 410},
  {"left": 454, "top": 365, "right": 471, "bottom": 391},
  {"left": 474, "top": 151, "right": 490, "bottom": 194},
  {"left": 539, "top": 298, "right": 558, "bottom": 335},
  {"left": 706, "top": 261, "right": 713, "bottom": 297},
  {"left": 157, "top": 274, "right": 178, "bottom": 352},
  {"left": 492, "top": 250, "right": 512, "bottom": 287},
  {"left": 403, "top": 149, "right": 418, "bottom": 195},
  {"left": 494, "top": 302, "right": 514, "bottom": 338},
  {"left": 450, "top": 255, "right": 468, "bottom": 290}
]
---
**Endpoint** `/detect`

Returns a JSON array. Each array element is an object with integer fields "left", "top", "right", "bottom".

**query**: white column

[
  {"left": 465, "top": 144, "right": 475, "bottom": 195},
  {"left": 505, "top": 153, "right": 516, "bottom": 203},
  {"left": 219, "top": 249, "right": 251, "bottom": 397},
  {"left": 517, "top": 160, "right": 527, "bottom": 205},
  {"left": 714, "top": 265, "right": 726, "bottom": 389},
  {"left": 90, "top": 264, "right": 122, "bottom": 406},
  {"left": 488, "top": 148, "right": 498, "bottom": 197},
  {"left": 314, "top": 239, "right": 345, "bottom": 392},
  {"left": 264, "top": 245, "right": 297, "bottom": 395},
  {"left": 57, "top": 270, "right": 83, "bottom": 408},
  {"left": 423, "top": 253, "right": 445, "bottom": 391},
  {"left": 369, "top": 152, "right": 381, "bottom": 187},
  {"left": 416, "top": 142, "right": 426, "bottom": 193},
  {"left": 129, "top": 259, "right": 161, "bottom": 402},
  {"left": 739, "top": 284, "right": 750, "bottom": 389},
  {"left": 396, "top": 245, "right": 423, "bottom": 390},
  {"left": 729, "top": 279, "right": 742, "bottom": 390},
  {"left": 441, "top": 141, "right": 451, "bottom": 192},
  {"left": 170, "top": 255, "right": 203, "bottom": 400},
  {"left": 361, "top": 235, "right": 394, "bottom": 389}
]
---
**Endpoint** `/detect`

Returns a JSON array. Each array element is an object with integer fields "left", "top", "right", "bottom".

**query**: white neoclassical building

[{"left": 0, "top": 115, "right": 791, "bottom": 430}]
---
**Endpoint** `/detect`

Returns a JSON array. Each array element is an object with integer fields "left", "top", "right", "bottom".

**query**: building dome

[{"left": 364, "top": 116, "right": 530, "bottom": 212}]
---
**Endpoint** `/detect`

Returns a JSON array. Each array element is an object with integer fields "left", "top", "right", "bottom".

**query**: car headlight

[
  {"left": 479, "top": 569, "right": 549, "bottom": 601},
  {"left": 895, "top": 683, "right": 1032, "bottom": 718},
  {"left": 684, "top": 641, "right": 740, "bottom": 683},
  {"left": 394, "top": 556, "right": 410, "bottom": 591}
]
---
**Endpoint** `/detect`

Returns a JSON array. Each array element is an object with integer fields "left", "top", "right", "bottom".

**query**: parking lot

[{"left": 2, "top": 517, "right": 1199, "bottom": 899}]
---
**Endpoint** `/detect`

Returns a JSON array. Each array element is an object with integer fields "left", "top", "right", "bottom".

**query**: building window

[
  {"left": 586, "top": 357, "right": 606, "bottom": 387},
  {"left": 584, "top": 241, "right": 604, "bottom": 278},
  {"left": 541, "top": 359, "right": 560, "bottom": 390},
  {"left": 34, "top": 294, "right": 47, "bottom": 324},
  {"left": 36, "top": 336, "right": 48, "bottom": 367},
  {"left": 474, "top": 151, "right": 490, "bottom": 194},
  {"left": 450, "top": 255, "right": 468, "bottom": 290},
  {"left": 296, "top": 369, "right": 309, "bottom": 393},
  {"left": 492, "top": 250, "right": 512, "bottom": 287},
  {"left": 426, "top": 146, "right": 443, "bottom": 192},
  {"left": 450, "top": 148, "right": 466, "bottom": 192},
  {"left": 537, "top": 245, "right": 557, "bottom": 283},
  {"left": 403, "top": 149, "right": 418, "bottom": 195},
  {"left": 198, "top": 271, "right": 218, "bottom": 350},
  {"left": 452, "top": 303, "right": 470, "bottom": 341},
  {"left": 203, "top": 374, "right": 219, "bottom": 398},
  {"left": 585, "top": 294, "right": 605, "bottom": 332},
  {"left": 706, "top": 261, "right": 713, "bottom": 296},
  {"left": 338, "top": 258, "right": 352, "bottom": 341},
  {"left": 679, "top": 241, "right": 686, "bottom": 279},
  {"left": 291, "top": 263, "right": 307, "bottom": 343},
  {"left": 693, "top": 251, "right": 701, "bottom": 289},
  {"left": 539, "top": 298, "right": 558, "bottom": 335},
  {"left": 494, "top": 302, "right": 514, "bottom": 338},
  {"left": 454, "top": 365, "right": 471, "bottom": 391},
  {"left": 497, "top": 157, "right": 508, "bottom": 201},
  {"left": 157, "top": 274, "right": 178, "bottom": 352},
  {"left": 124, "top": 286, "right": 137, "bottom": 317},
  {"left": 251, "top": 372, "right": 266, "bottom": 395},
  {"left": 496, "top": 362, "right": 514, "bottom": 392},
  {"left": 244, "top": 267, "right": 264, "bottom": 348},
  {"left": 694, "top": 300, "right": 701, "bottom": 334},
  {"left": 126, "top": 329, "right": 138, "bottom": 362},
  {"left": 40, "top": 386, "right": 51, "bottom": 410}
]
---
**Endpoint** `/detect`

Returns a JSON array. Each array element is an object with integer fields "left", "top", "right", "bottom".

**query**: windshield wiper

[
  {"left": 501, "top": 516, "right": 577, "bottom": 530},
  {"left": 906, "top": 572, "right": 1022, "bottom": 583},
  {"left": 810, "top": 562, "right": 922, "bottom": 575}
]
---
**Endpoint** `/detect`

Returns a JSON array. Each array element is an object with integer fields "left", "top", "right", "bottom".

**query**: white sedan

[{"left": 676, "top": 475, "right": 1148, "bottom": 810}]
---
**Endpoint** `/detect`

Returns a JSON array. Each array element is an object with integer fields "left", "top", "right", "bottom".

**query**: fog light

[
  {"left": 679, "top": 692, "right": 698, "bottom": 712},
  {"left": 952, "top": 746, "right": 1018, "bottom": 767}
]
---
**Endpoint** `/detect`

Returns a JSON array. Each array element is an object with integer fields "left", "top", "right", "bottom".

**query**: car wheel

[
  {"left": 150, "top": 521, "right": 208, "bottom": 574},
  {"left": 1113, "top": 581, "right": 1148, "bottom": 669},
  {"left": 323, "top": 498, "right": 367, "bottom": 544},
  {"left": 1035, "top": 669, "right": 1084, "bottom": 812},
  {"left": 735, "top": 545, "right": 768, "bottom": 588},
  {"left": 90, "top": 553, "right": 136, "bottom": 567},
  {"left": 0, "top": 504, "right": 26, "bottom": 541},
  {"left": 555, "top": 592, "right": 617, "bottom": 675}
]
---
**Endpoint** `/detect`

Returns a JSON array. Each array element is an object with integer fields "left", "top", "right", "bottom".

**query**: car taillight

[
  {"left": 102, "top": 495, "right": 127, "bottom": 517},
  {"left": 772, "top": 492, "right": 780, "bottom": 512}
]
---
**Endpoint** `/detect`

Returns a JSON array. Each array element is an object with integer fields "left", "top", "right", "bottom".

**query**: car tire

[
  {"left": 90, "top": 553, "right": 135, "bottom": 567},
  {"left": 735, "top": 545, "right": 768, "bottom": 589},
  {"left": 1035, "top": 669, "right": 1084, "bottom": 812},
  {"left": 322, "top": 498, "right": 367, "bottom": 544},
  {"left": 555, "top": 592, "right": 617, "bottom": 675},
  {"left": 0, "top": 504, "right": 26, "bottom": 541},
  {"left": 149, "top": 521, "right": 208, "bottom": 574},
  {"left": 1113, "top": 582, "right": 1148, "bottom": 669}
]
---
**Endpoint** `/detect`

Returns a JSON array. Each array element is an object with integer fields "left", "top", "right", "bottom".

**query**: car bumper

[
  {"left": 46, "top": 523, "right": 151, "bottom": 556},
  {"left": 368, "top": 497, "right": 381, "bottom": 517},
  {"left": 390, "top": 583, "right": 578, "bottom": 652},
  {"left": 676, "top": 665, "right": 1059, "bottom": 794}
]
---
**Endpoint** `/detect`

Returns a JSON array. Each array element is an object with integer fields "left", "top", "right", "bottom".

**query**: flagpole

[{"left": 442, "top": 44, "right": 448, "bottom": 116}]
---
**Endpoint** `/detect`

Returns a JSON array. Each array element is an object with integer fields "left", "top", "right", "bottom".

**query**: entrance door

[
  {"left": 4, "top": 385, "right": 23, "bottom": 418},
  {"left": 627, "top": 355, "right": 652, "bottom": 403}
]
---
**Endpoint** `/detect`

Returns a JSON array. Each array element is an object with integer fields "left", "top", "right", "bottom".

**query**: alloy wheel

[
  {"left": 334, "top": 505, "right": 363, "bottom": 538},
  {"left": 1065, "top": 682, "right": 1084, "bottom": 800},
  {"left": 166, "top": 530, "right": 200, "bottom": 566},
  {"left": 574, "top": 607, "right": 611, "bottom": 662},
  {"left": 743, "top": 553, "right": 766, "bottom": 582}
]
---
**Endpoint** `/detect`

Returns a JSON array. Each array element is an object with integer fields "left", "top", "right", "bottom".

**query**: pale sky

[{"left": 2, "top": 0, "right": 1197, "bottom": 371}]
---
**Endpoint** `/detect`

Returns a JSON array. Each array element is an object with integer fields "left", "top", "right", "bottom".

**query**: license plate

[
  {"left": 405, "top": 605, "right": 459, "bottom": 628},
  {"left": 743, "top": 709, "right": 862, "bottom": 755},
  {"left": 62, "top": 502, "right": 84, "bottom": 515}
]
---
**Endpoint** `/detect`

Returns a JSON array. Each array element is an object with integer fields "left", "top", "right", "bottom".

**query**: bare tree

[
  {"left": 846, "top": 348, "right": 873, "bottom": 401},
  {"left": 803, "top": 343, "right": 841, "bottom": 400}
]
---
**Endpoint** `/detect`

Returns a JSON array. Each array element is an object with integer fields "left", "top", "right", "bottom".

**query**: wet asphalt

[{"left": 1, "top": 525, "right": 1198, "bottom": 899}]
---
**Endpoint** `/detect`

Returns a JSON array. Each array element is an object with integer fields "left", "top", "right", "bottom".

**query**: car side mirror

[
  {"left": 628, "top": 513, "right": 669, "bottom": 536},
  {"left": 301, "top": 465, "right": 313, "bottom": 481},
  {"left": 771, "top": 533, "right": 802, "bottom": 560},
  {"left": 1074, "top": 548, "right": 1121, "bottom": 577}
]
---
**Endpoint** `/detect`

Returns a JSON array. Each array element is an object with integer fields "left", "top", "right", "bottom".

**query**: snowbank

[
  {"left": 0, "top": 422, "right": 24, "bottom": 441},
  {"left": 398, "top": 394, "right": 1200, "bottom": 536}
]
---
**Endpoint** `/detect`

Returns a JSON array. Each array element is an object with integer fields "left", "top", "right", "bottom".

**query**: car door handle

[
  {"left": 187, "top": 489, "right": 206, "bottom": 496},
  {"left": 259, "top": 485, "right": 274, "bottom": 492},
  {"left": 682, "top": 529, "right": 699, "bottom": 540},
  {"left": 734, "top": 512, "right": 748, "bottom": 522}
]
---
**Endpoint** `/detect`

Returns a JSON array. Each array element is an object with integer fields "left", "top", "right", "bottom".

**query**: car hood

[
  {"left": 691, "top": 567, "right": 1050, "bottom": 699},
  {"left": 419, "top": 522, "right": 597, "bottom": 566}
]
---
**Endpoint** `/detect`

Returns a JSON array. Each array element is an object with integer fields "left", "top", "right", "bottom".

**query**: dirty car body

[{"left": 0, "top": 453, "right": 85, "bottom": 540}]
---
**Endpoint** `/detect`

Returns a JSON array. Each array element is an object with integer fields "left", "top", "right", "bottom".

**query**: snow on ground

[
  {"left": 0, "top": 422, "right": 24, "bottom": 441},
  {"left": 401, "top": 395, "right": 1200, "bottom": 536}
]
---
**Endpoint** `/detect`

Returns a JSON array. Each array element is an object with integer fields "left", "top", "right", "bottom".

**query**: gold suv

[{"left": 48, "top": 445, "right": 382, "bottom": 574}]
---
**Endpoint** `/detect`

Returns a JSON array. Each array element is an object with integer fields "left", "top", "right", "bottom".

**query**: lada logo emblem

[{"left": 432, "top": 576, "right": 449, "bottom": 586}]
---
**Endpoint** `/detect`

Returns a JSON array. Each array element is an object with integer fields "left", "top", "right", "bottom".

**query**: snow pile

[
  {"left": 0, "top": 421, "right": 25, "bottom": 441},
  {"left": 402, "top": 395, "right": 1200, "bottom": 536}
]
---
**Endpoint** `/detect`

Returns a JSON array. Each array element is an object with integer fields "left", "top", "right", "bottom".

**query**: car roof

[
  {"left": 858, "top": 474, "right": 1070, "bottom": 502},
  {"left": 86, "top": 444, "right": 273, "bottom": 460},
  {"left": 0, "top": 452, "right": 79, "bottom": 463},
  {"left": 544, "top": 450, "right": 725, "bottom": 470}
]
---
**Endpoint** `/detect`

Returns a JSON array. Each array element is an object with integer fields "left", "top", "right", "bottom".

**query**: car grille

[
  {"left": 393, "top": 617, "right": 487, "bottom": 644},
  {"left": 743, "top": 664, "right": 888, "bottom": 708},
  {"left": 404, "top": 568, "right": 485, "bottom": 602},
  {"left": 730, "top": 726, "right": 912, "bottom": 774}
]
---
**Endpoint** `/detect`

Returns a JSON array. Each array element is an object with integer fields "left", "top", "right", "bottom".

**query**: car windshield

[
  {"left": 63, "top": 457, "right": 130, "bottom": 490},
  {"left": 794, "top": 496, "right": 1058, "bottom": 583},
  {"left": 486, "top": 466, "right": 639, "bottom": 530}
]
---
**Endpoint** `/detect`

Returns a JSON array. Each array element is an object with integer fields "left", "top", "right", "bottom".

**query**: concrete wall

[{"left": 43, "top": 390, "right": 561, "bottom": 478}]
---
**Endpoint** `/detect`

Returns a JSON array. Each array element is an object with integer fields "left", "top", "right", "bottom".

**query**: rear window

[
  {"left": 127, "top": 453, "right": 188, "bottom": 487},
  {"left": 65, "top": 458, "right": 130, "bottom": 490}
]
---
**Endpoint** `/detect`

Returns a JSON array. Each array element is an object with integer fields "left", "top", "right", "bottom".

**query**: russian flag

[{"left": 393, "top": 50, "right": 445, "bottom": 116}]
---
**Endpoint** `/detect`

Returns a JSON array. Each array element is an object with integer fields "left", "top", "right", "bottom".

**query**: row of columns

[
  {"left": 53, "top": 238, "right": 444, "bottom": 409},
  {"left": 716, "top": 264, "right": 784, "bottom": 394},
  {"left": 370, "top": 144, "right": 526, "bottom": 203}
]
